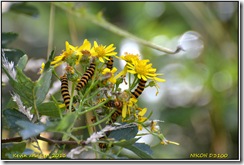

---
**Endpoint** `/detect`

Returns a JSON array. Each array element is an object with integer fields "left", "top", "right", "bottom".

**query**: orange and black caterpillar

[
  {"left": 75, "top": 61, "right": 96, "bottom": 91},
  {"left": 105, "top": 100, "right": 123, "bottom": 123},
  {"left": 131, "top": 79, "right": 147, "bottom": 98},
  {"left": 60, "top": 74, "right": 74, "bottom": 111},
  {"left": 98, "top": 130, "right": 113, "bottom": 150},
  {"left": 106, "top": 56, "right": 113, "bottom": 70}
]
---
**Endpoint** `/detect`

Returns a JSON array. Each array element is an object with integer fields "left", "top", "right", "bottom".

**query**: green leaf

[
  {"left": 35, "top": 69, "right": 52, "bottom": 105},
  {"left": 3, "top": 109, "right": 30, "bottom": 132},
  {"left": 16, "top": 120, "right": 46, "bottom": 140},
  {"left": 2, "top": 142, "right": 26, "bottom": 159},
  {"left": 108, "top": 123, "right": 138, "bottom": 141},
  {"left": 37, "top": 101, "right": 61, "bottom": 118},
  {"left": 114, "top": 138, "right": 139, "bottom": 146},
  {"left": 16, "top": 54, "right": 28, "bottom": 71},
  {"left": 43, "top": 49, "right": 55, "bottom": 73},
  {"left": 55, "top": 113, "right": 76, "bottom": 132},
  {"left": 13, "top": 68, "right": 35, "bottom": 107},
  {"left": 9, "top": 3, "right": 39, "bottom": 17},
  {"left": 114, "top": 137, "right": 153, "bottom": 158},
  {"left": 123, "top": 143, "right": 153, "bottom": 159},
  {"left": 2, "top": 32, "right": 18, "bottom": 47},
  {"left": 2, "top": 55, "right": 36, "bottom": 108},
  {"left": 2, "top": 48, "right": 25, "bottom": 64},
  {"left": 133, "top": 143, "right": 153, "bottom": 155}
]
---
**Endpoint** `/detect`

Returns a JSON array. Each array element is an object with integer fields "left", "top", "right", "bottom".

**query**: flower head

[
  {"left": 50, "top": 39, "right": 92, "bottom": 68},
  {"left": 136, "top": 107, "right": 148, "bottom": 130},
  {"left": 120, "top": 52, "right": 140, "bottom": 63},
  {"left": 38, "top": 62, "right": 45, "bottom": 74},
  {"left": 91, "top": 41, "right": 117, "bottom": 63},
  {"left": 101, "top": 67, "right": 117, "bottom": 84},
  {"left": 76, "top": 39, "right": 92, "bottom": 62},
  {"left": 122, "top": 97, "right": 137, "bottom": 119},
  {"left": 126, "top": 59, "right": 165, "bottom": 82},
  {"left": 51, "top": 41, "right": 77, "bottom": 67}
]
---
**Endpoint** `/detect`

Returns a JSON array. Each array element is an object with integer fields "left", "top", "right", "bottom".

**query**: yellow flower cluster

[
  {"left": 40, "top": 40, "right": 168, "bottom": 134},
  {"left": 121, "top": 53, "right": 165, "bottom": 82},
  {"left": 39, "top": 39, "right": 117, "bottom": 74}
]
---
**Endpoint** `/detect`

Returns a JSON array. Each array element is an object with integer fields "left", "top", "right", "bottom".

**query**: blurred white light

[
  {"left": 144, "top": 2, "right": 165, "bottom": 19},
  {"left": 119, "top": 39, "right": 141, "bottom": 69},
  {"left": 1, "top": 2, "right": 21, "bottom": 13},
  {"left": 24, "top": 58, "right": 46, "bottom": 72},
  {"left": 120, "top": 38, "right": 140, "bottom": 56},
  {"left": 141, "top": 81, "right": 165, "bottom": 103},
  {"left": 118, "top": 78, "right": 130, "bottom": 92},
  {"left": 215, "top": 2, "right": 236, "bottom": 22},
  {"left": 160, "top": 63, "right": 205, "bottom": 107},
  {"left": 178, "top": 31, "right": 204, "bottom": 59}
]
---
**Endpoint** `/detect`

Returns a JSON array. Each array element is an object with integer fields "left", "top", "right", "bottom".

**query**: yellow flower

[
  {"left": 126, "top": 59, "right": 165, "bottom": 82},
  {"left": 38, "top": 62, "right": 45, "bottom": 74},
  {"left": 136, "top": 108, "right": 148, "bottom": 130},
  {"left": 50, "top": 39, "right": 92, "bottom": 68},
  {"left": 121, "top": 97, "right": 137, "bottom": 119},
  {"left": 150, "top": 120, "right": 161, "bottom": 133},
  {"left": 91, "top": 41, "right": 117, "bottom": 63},
  {"left": 76, "top": 39, "right": 92, "bottom": 62},
  {"left": 120, "top": 52, "right": 140, "bottom": 63},
  {"left": 51, "top": 41, "right": 79, "bottom": 67},
  {"left": 101, "top": 67, "right": 117, "bottom": 84}
]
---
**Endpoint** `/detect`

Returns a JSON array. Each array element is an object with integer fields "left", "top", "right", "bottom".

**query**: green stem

[
  {"left": 33, "top": 90, "right": 40, "bottom": 121},
  {"left": 53, "top": 2, "right": 182, "bottom": 54},
  {"left": 72, "top": 109, "right": 115, "bottom": 131},
  {"left": 50, "top": 95, "right": 63, "bottom": 119},
  {"left": 47, "top": 3, "right": 55, "bottom": 59},
  {"left": 130, "top": 77, "right": 139, "bottom": 91},
  {"left": 78, "top": 99, "right": 109, "bottom": 116},
  {"left": 69, "top": 82, "right": 75, "bottom": 113}
]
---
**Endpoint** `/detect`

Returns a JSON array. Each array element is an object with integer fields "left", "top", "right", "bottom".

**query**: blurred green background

[{"left": 2, "top": 2, "right": 239, "bottom": 159}]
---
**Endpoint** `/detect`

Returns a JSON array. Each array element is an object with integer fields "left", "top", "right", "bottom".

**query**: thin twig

[
  {"left": 53, "top": 2, "right": 182, "bottom": 54},
  {"left": 2, "top": 135, "right": 85, "bottom": 146}
]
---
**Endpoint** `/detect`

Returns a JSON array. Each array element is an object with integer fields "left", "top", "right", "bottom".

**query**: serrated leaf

[
  {"left": 2, "top": 32, "right": 18, "bottom": 47},
  {"left": 16, "top": 120, "right": 46, "bottom": 140},
  {"left": 37, "top": 101, "right": 61, "bottom": 118},
  {"left": 35, "top": 69, "right": 52, "bottom": 105},
  {"left": 55, "top": 113, "right": 76, "bottom": 132},
  {"left": 12, "top": 68, "right": 35, "bottom": 107},
  {"left": 108, "top": 123, "right": 138, "bottom": 141},
  {"left": 2, "top": 142, "right": 26, "bottom": 159},
  {"left": 16, "top": 54, "right": 28, "bottom": 71},
  {"left": 9, "top": 3, "right": 39, "bottom": 17}
]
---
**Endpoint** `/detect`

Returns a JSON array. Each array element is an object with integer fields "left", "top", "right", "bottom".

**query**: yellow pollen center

[{"left": 95, "top": 46, "right": 106, "bottom": 56}]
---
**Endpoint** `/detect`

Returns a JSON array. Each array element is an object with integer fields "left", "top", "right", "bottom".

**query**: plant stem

[
  {"left": 53, "top": 2, "right": 182, "bottom": 54},
  {"left": 47, "top": 3, "right": 55, "bottom": 59}
]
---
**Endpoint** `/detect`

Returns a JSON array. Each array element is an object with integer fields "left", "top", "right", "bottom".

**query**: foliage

[
  {"left": 1, "top": 2, "right": 180, "bottom": 160},
  {"left": 1, "top": 1, "right": 239, "bottom": 160}
]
